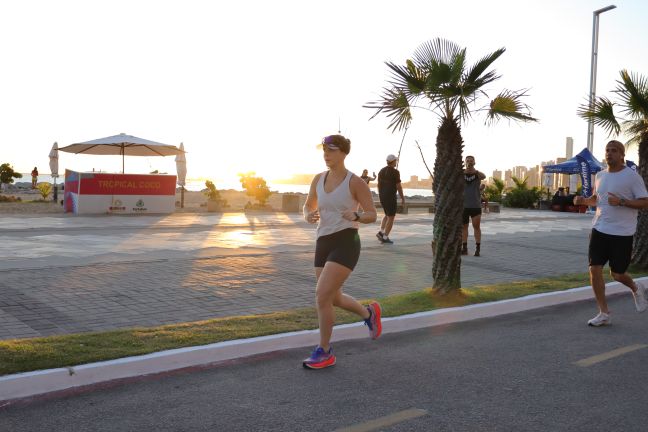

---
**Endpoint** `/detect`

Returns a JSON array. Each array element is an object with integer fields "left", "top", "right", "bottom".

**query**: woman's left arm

[{"left": 342, "top": 176, "right": 377, "bottom": 223}]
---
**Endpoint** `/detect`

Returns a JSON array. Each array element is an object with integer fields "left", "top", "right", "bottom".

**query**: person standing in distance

[
  {"left": 376, "top": 154, "right": 405, "bottom": 244},
  {"left": 360, "top": 169, "right": 376, "bottom": 184},
  {"left": 302, "top": 134, "right": 382, "bottom": 369},
  {"left": 462, "top": 155, "right": 486, "bottom": 256},
  {"left": 31, "top": 167, "right": 39, "bottom": 189},
  {"left": 574, "top": 140, "right": 648, "bottom": 326}
]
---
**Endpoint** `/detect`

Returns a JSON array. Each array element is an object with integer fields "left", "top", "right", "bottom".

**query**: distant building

[
  {"left": 402, "top": 175, "right": 432, "bottom": 189},
  {"left": 504, "top": 169, "right": 513, "bottom": 188},
  {"left": 492, "top": 170, "right": 502, "bottom": 181},
  {"left": 566, "top": 137, "right": 574, "bottom": 159},
  {"left": 527, "top": 165, "right": 541, "bottom": 188}
]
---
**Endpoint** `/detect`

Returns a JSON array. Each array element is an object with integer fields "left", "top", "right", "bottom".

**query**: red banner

[{"left": 78, "top": 173, "right": 177, "bottom": 195}]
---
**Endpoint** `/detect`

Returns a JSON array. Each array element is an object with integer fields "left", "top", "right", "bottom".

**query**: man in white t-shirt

[{"left": 574, "top": 140, "right": 648, "bottom": 326}]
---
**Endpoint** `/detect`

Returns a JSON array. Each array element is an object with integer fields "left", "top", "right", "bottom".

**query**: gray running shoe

[
  {"left": 587, "top": 312, "right": 611, "bottom": 326},
  {"left": 376, "top": 231, "right": 385, "bottom": 243},
  {"left": 633, "top": 286, "right": 648, "bottom": 313}
]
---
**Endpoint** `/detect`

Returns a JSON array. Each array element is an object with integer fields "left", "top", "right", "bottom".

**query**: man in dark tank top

[{"left": 462, "top": 155, "right": 486, "bottom": 256}]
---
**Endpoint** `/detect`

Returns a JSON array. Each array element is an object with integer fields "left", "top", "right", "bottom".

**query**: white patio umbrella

[
  {"left": 58, "top": 133, "right": 183, "bottom": 173},
  {"left": 175, "top": 142, "right": 187, "bottom": 208},
  {"left": 48, "top": 142, "right": 59, "bottom": 178},
  {"left": 48, "top": 142, "right": 59, "bottom": 201}
]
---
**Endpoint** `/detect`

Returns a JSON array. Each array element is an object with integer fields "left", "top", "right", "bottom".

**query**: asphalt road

[{"left": 2, "top": 294, "right": 647, "bottom": 432}]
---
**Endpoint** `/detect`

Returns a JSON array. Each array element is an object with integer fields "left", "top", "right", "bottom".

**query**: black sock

[
  {"left": 462, "top": 242, "right": 467, "bottom": 249},
  {"left": 476, "top": 243, "right": 480, "bottom": 249},
  {"left": 366, "top": 307, "right": 372, "bottom": 319}
]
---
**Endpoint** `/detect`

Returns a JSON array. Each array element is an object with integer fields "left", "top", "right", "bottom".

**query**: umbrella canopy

[
  {"left": 58, "top": 133, "right": 183, "bottom": 173},
  {"left": 175, "top": 142, "right": 187, "bottom": 187},
  {"left": 542, "top": 148, "right": 604, "bottom": 174},
  {"left": 48, "top": 142, "right": 59, "bottom": 178}
]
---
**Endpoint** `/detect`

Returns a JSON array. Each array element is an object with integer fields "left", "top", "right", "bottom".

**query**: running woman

[{"left": 302, "top": 134, "right": 382, "bottom": 369}]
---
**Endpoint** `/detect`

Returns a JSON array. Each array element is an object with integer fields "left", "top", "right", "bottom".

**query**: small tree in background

[
  {"left": 239, "top": 172, "right": 272, "bottom": 208},
  {"left": 483, "top": 178, "right": 505, "bottom": 203},
  {"left": 503, "top": 176, "right": 541, "bottom": 208},
  {"left": 36, "top": 183, "right": 52, "bottom": 200},
  {"left": 0, "top": 163, "right": 23, "bottom": 191},
  {"left": 203, "top": 180, "right": 228, "bottom": 210},
  {"left": 204, "top": 180, "right": 222, "bottom": 202}
]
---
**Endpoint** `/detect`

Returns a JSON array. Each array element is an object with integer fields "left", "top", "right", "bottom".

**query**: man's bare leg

[{"left": 590, "top": 265, "right": 608, "bottom": 314}]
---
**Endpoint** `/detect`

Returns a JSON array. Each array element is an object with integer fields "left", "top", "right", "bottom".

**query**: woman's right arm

[{"left": 303, "top": 174, "right": 320, "bottom": 223}]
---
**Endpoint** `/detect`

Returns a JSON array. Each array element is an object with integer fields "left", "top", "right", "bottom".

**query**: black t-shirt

[{"left": 378, "top": 166, "right": 401, "bottom": 196}]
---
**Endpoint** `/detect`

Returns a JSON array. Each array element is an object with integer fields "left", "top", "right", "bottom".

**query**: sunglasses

[{"left": 321, "top": 136, "right": 340, "bottom": 150}]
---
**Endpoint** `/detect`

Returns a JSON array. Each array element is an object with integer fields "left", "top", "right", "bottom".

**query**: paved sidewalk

[{"left": 0, "top": 209, "right": 593, "bottom": 340}]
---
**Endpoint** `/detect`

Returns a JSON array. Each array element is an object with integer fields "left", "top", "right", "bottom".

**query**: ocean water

[{"left": 23, "top": 174, "right": 432, "bottom": 197}]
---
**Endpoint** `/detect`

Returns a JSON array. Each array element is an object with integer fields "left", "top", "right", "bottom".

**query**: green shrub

[
  {"left": 502, "top": 176, "right": 542, "bottom": 208},
  {"left": 36, "top": 183, "right": 52, "bottom": 200},
  {"left": 203, "top": 180, "right": 228, "bottom": 207}
]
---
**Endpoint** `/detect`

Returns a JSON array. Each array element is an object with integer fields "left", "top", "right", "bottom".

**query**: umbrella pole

[
  {"left": 53, "top": 177, "right": 58, "bottom": 202},
  {"left": 181, "top": 186, "right": 185, "bottom": 208}
]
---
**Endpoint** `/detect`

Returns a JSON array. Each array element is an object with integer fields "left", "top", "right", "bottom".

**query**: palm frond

[
  {"left": 413, "top": 39, "right": 466, "bottom": 91},
  {"left": 577, "top": 96, "right": 620, "bottom": 136},
  {"left": 615, "top": 70, "right": 648, "bottom": 120},
  {"left": 485, "top": 89, "right": 537, "bottom": 125},
  {"left": 464, "top": 48, "right": 505, "bottom": 86},
  {"left": 412, "top": 38, "right": 463, "bottom": 70},
  {"left": 384, "top": 61, "right": 426, "bottom": 96},
  {"left": 463, "top": 70, "right": 501, "bottom": 97},
  {"left": 623, "top": 118, "right": 648, "bottom": 138},
  {"left": 364, "top": 87, "right": 413, "bottom": 132}
]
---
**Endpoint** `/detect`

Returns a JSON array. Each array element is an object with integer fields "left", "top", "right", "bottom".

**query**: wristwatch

[
  {"left": 620, "top": 198, "right": 627, "bottom": 207},
  {"left": 353, "top": 212, "right": 360, "bottom": 221}
]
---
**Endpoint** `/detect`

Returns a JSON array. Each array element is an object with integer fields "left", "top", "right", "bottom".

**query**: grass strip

[{"left": 1, "top": 271, "right": 645, "bottom": 376}]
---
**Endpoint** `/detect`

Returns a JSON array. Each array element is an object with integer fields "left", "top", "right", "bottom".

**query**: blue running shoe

[
  {"left": 303, "top": 346, "right": 336, "bottom": 369},
  {"left": 364, "top": 302, "right": 382, "bottom": 339}
]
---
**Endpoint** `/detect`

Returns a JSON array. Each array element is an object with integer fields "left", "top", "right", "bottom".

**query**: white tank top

[{"left": 316, "top": 170, "right": 359, "bottom": 238}]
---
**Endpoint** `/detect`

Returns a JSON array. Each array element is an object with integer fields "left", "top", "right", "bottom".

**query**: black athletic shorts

[
  {"left": 314, "top": 228, "right": 361, "bottom": 271},
  {"left": 462, "top": 207, "right": 482, "bottom": 224},
  {"left": 588, "top": 228, "right": 633, "bottom": 274},
  {"left": 379, "top": 194, "right": 397, "bottom": 217}
]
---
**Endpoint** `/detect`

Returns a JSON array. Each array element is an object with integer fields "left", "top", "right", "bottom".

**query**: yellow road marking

[
  {"left": 335, "top": 408, "right": 428, "bottom": 432},
  {"left": 574, "top": 344, "right": 648, "bottom": 367}
]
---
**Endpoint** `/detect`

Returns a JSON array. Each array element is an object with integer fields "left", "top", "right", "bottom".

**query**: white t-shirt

[{"left": 592, "top": 167, "right": 648, "bottom": 236}]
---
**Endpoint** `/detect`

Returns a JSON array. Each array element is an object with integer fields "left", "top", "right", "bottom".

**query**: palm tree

[
  {"left": 484, "top": 178, "right": 505, "bottom": 203},
  {"left": 365, "top": 38, "right": 536, "bottom": 293},
  {"left": 578, "top": 70, "right": 648, "bottom": 268}
]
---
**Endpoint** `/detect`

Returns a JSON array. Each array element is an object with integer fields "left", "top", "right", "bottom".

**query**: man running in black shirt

[{"left": 376, "top": 154, "right": 405, "bottom": 244}]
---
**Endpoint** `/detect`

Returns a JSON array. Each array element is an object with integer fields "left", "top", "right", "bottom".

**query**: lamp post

[{"left": 586, "top": 5, "right": 616, "bottom": 153}]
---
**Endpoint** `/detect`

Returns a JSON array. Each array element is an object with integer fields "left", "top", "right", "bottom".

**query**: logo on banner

[
  {"left": 109, "top": 199, "right": 126, "bottom": 212},
  {"left": 578, "top": 158, "right": 592, "bottom": 198},
  {"left": 133, "top": 199, "right": 147, "bottom": 212},
  {"left": 626, "top": 160, "right": 638, "bottom": 172}
]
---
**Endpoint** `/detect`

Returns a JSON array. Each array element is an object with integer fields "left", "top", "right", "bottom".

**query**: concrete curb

[{"left": 1, "top": 277, "right": 646, "bottom": 402}]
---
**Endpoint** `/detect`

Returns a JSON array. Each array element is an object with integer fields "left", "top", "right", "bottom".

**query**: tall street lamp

[{"left": 586, "top": 5, "right": 616, "bottom": 153}]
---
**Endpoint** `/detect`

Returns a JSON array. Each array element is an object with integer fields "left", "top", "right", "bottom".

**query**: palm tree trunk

[
  {"left": 432, "top": 117, "right": 464, "bottom": 293},
  {"left": 632, "top": 134, "right": 648, "bottom": 269}
]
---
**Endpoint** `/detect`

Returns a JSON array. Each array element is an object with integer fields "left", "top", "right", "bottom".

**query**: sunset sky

[{"left": 1, "top": 0, "right": 647, "bottom": 188}]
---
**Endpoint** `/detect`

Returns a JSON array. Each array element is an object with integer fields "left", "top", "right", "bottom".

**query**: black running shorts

[
  {"left": 588, "top": 228, "right": 633, "bottom": 274},
  {"left": 379, "top": 194, "right": 397, "bottom": 217},
  {"left": 462, "top": 207, "right": 482, "bottom": 225},
  {"left": 314, "top": 228, "right": 361, "bottom": 271}
]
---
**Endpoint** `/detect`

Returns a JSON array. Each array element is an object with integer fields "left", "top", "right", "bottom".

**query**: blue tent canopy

[{"left": 542, "top": 148, "right": 604, "bottom": 174}]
